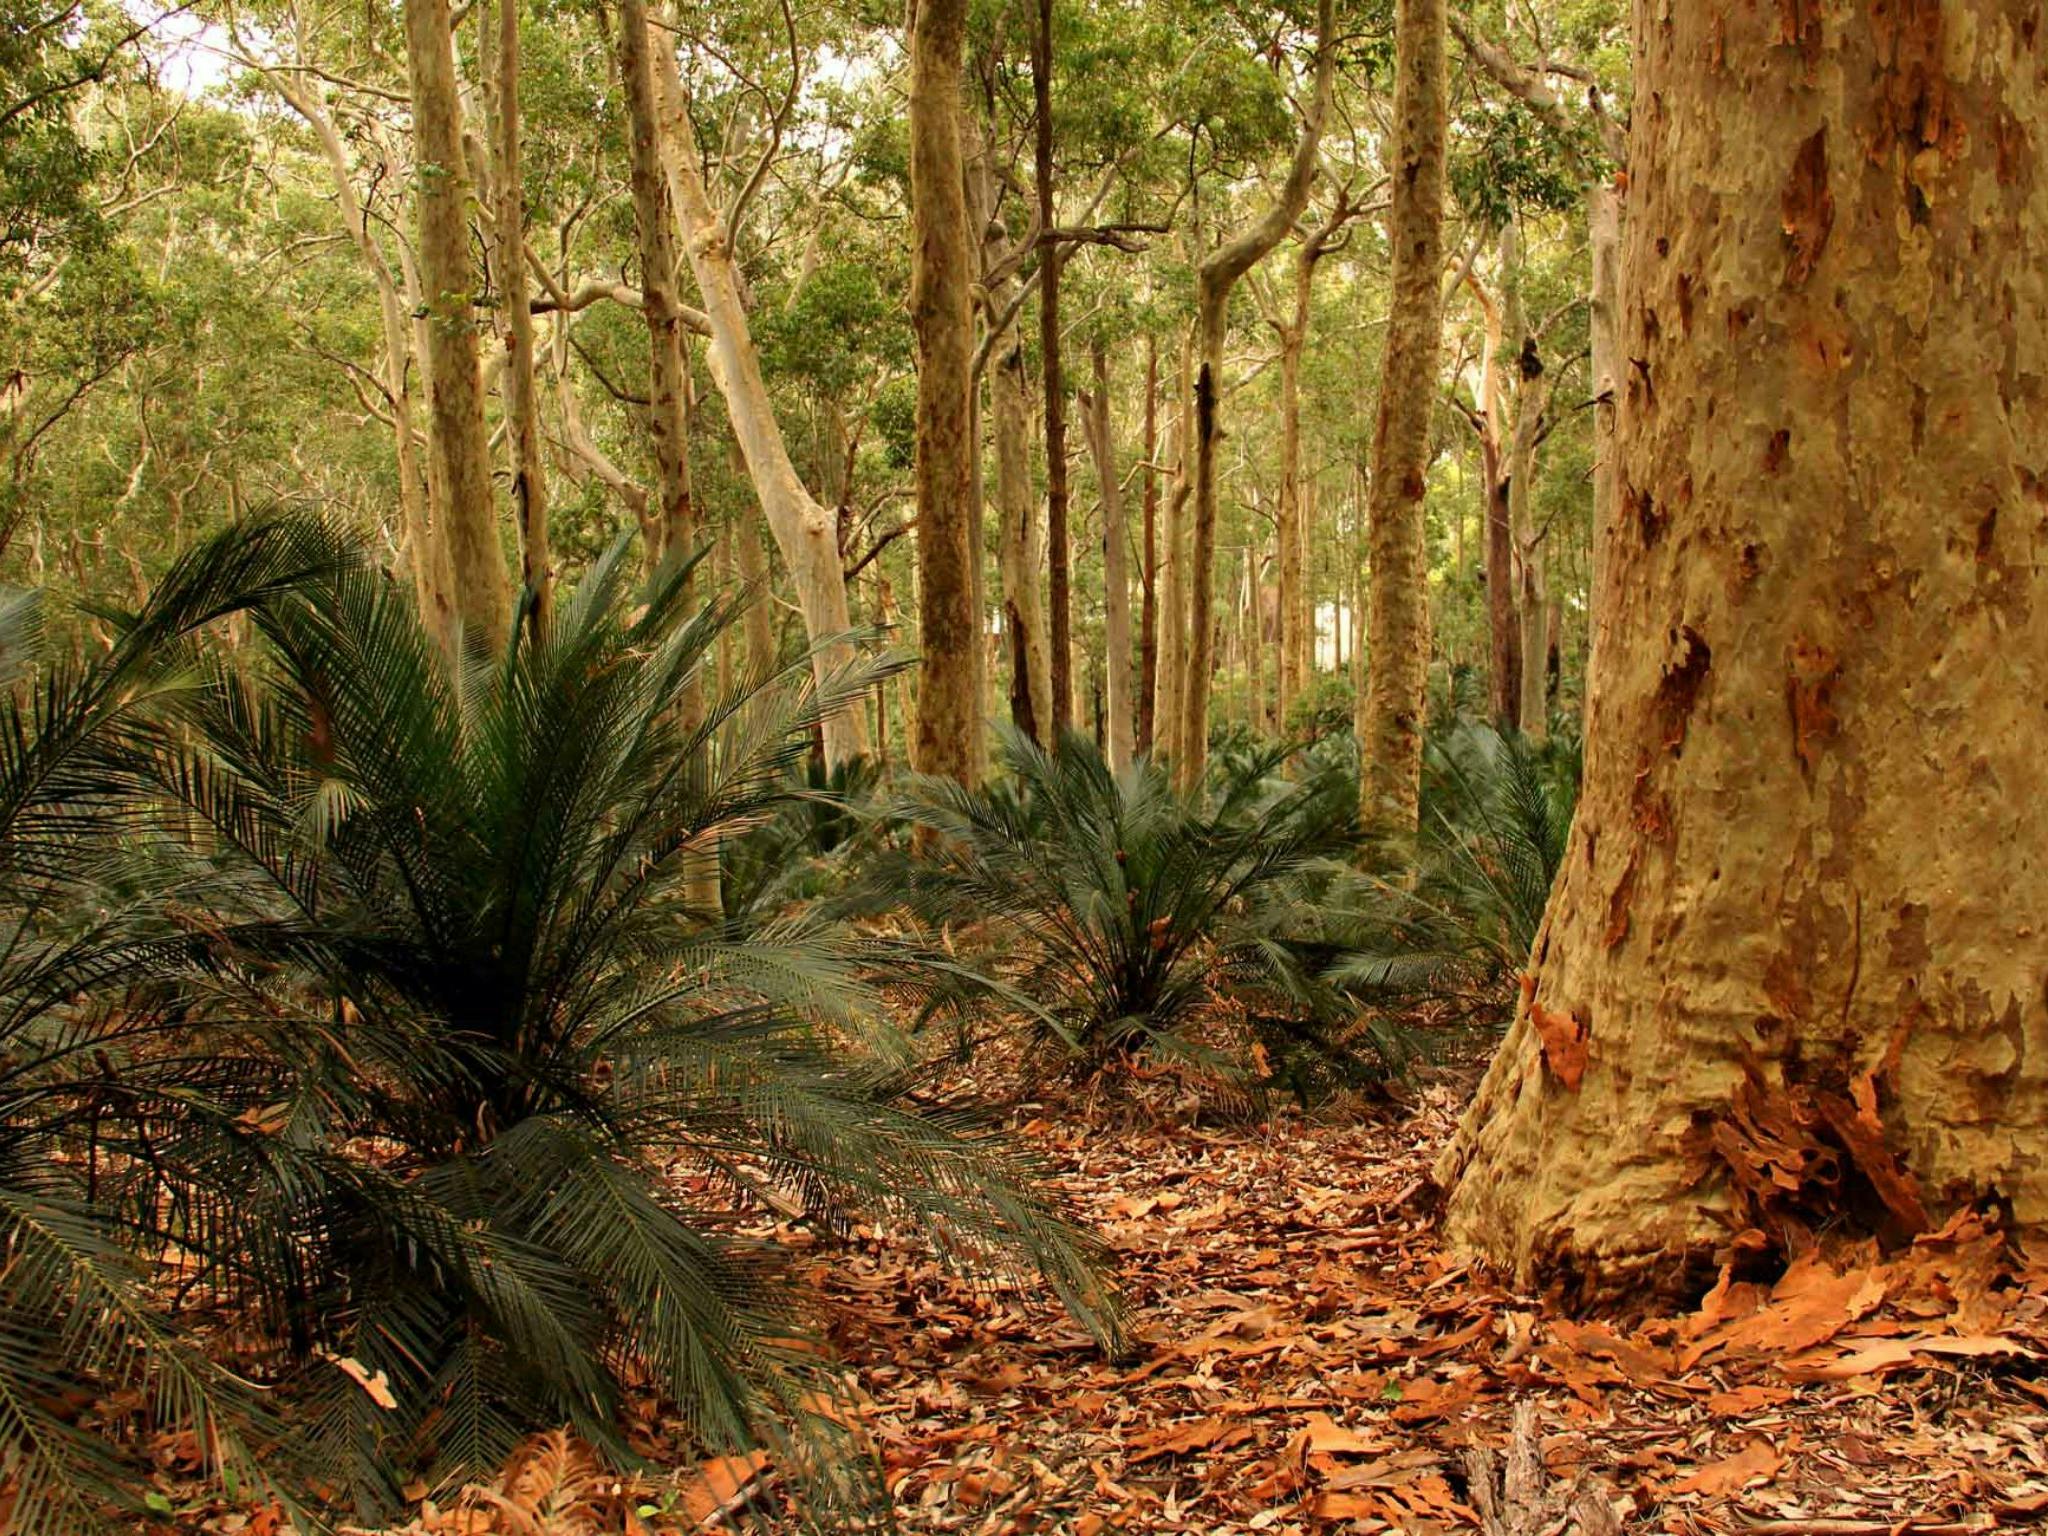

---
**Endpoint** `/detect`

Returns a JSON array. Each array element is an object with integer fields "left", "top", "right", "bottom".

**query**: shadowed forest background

[{"left": 4, "top": 0, "right": 2048, "bottom": 1532}]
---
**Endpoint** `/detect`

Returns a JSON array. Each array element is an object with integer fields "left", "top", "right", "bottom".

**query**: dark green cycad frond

[
  {"left": 885, "top": 728, "right": 1360, "bottom": 1075},
  {"left": 149, "top": 530, "right": 1115, "bottom": 1518},
  {"left": 0, "top": 516, "right": 350, "bottom": 1534}
]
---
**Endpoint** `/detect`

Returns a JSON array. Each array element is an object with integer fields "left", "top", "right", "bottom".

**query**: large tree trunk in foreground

[
  {"left": 1357, "top": 0, "right": 1446, "bottom": 839},
  {"left": 1083, "top": 339, "right": 1134, "bottom": 771},
  {"left": 1181, "top": 0, "right": 1333, "bottom": 787},
  {"left": 1440, "top": 0, "right": 2048, "bottom": 1297},
  {"left": 486, "top": 0, "right": 550, "bottom": 633},
  {"left": 646, "top": 24, "right": 869, "bottom": 764},
  {"left": 907, "top": 0, "right": 980, "bottom": 783},
  {"left": 402, "top": 0, "right": 511, "bottom": 656}
]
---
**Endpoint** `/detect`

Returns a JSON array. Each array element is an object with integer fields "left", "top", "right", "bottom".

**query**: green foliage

[
  {"left": 143, "top": 532, "right": 1117, "bottom": 1519},
  {"left": 0, "top": 518, "right": 344, "bottom": 1534},
  {"left": 883, "top": 729, "right": 1372, "bottom": 1081},
  {"left": 1323, "top": 718, "right": 1579, "bottom": 1018}
]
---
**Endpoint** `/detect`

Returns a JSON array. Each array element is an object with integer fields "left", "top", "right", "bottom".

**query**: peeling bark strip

[
  {"left": 1780, "top": 127, "right": 1833, "bottom": 286},
  {"left": 1440, "top": 0, "right": 2048, "bottom": 1301}
]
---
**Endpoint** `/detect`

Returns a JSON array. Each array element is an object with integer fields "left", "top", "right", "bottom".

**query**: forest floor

[
  {"left": 152, "top": 1059, "right": 2048, "bottom": 1536},
  {"left": 349, "top": 1058, "right": 2048, "bottom": 1536}
]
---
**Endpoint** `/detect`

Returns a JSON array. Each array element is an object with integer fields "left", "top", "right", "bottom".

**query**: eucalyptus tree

[
  {"left": 1357, "top": 0, "right": 1447, "bottom": 841},
  {"left": 1441, "top": 0, "right": 2048, "bottom": 1292}
]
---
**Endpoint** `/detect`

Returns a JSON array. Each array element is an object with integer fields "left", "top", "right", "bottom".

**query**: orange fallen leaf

[
  {"left": 1786, "top": 1332, "right": 2038, "bottom": 1380},
  {"left": 1670, "top": 1438, "right": 1782, "bottom": 1497},
  {"left": 676, "top": 1451, "right": 772, "bottom": 1526}
]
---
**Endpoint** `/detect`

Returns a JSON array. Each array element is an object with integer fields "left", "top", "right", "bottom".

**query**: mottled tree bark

[
  {"left": 402, "top": 0, "right": 511, "bottom": 655},
  {"left": 908, "top": 0, "right": 981, "bottom": 783},
  {"left": 617, "top": 0, "right": 696, "bottom": 569},
  {"left": 1182, "top": 0, "right": 1333, "bottom": 787},
  {"left": 485, "top": 0, "right": 550, "bottom": 633},
  {"left": 1441, "top": 0, "right": 2048, "bottom": 1294},
  {"left": 1357, "top": 0, "right": 1447, "bottom": 839}
]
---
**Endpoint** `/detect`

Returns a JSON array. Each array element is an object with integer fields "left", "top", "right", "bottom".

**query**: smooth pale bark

[
  {"left": 402, "top": 0, "right": 511, "bottom": 655},
  {"left": 735, "top": 507, "right": 777, "bottom": 680},
  {"left": 907, "top": 0, "right": 980, "bottom": 783},
  {"left": 1030, "top": 0, "right": 1072, "bottom": 736},
  {"left": 1182, "top": 0, "right": 1333, "bottom": 788},
  {"left": 485, "top": 0, "right": 550, "bottom": 632},
  {"left": 1357, "top": 0, "right": 1447, "bottom": 839},
  {"left": 1441, "top": 0, "right": 2048, "bottom": 1296},
  {"left": 646, "top": 24, "right": 870, "bottom": 764},
  {"left": 1138, "top": 334, "right": 1159, "bottom": 756},
  {"left": 1499, "top": 223, "right": 1551, "bottom": 740},
  {"left": 1082, "top": 340, "right": 1134, "bottom": 771}
]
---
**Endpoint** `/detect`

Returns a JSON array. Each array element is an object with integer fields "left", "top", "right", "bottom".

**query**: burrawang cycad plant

[
  {"left": 0, "top": 520, "right": 343, "bottom": 1535},
  {"left": 882, "top": 728, "right": 1363, "bottom": 1082},
  {"left": 145, "top": 534, "right": 1118, "bottom": 1523}
]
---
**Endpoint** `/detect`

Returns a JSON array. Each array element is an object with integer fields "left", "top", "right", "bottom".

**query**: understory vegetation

[{"left": 3, "top": 519, "right": 1569, "bottom": 1529}]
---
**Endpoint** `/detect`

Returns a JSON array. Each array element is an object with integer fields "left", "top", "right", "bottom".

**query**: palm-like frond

[
  {"left": 0, "top": 516, "right": 346, "bottom": 1534},
  {"left": 879, "top": 728, "right": 1365, "bottom": 1081},
  {"left": 142, "top": 533, "right": 1119, "bottom": 1522}
]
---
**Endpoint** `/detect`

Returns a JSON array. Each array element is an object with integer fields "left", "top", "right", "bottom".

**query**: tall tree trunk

[
  {"left": 1357, "top": 0, "right": 1447, "bottom": 839},
  {"left": 1502, "top": 222, "right": 1551, "bottom": 740},
  {"left": 1465, "top": 262, "right": 1521, "bottom": 728},
  {"left": 619, "top": 0, "right": 714, "bottom": 908},
  {"left": 1083, "top": 339, "right": 1134, "bottom": 771},
  {"left": 646, "top": 23, "right": 870, "bottom": 764},
  {"left": 486, "top": 0, "right": 550, "bottom": 632},
  {"left": 617, "top": 0, "right": 696, "bottom": 569},
  {"left": 1138, "top": 333, "right": 1159, "bottom": 756},
  {"left": 1181, "top": 0, "right": 1333, "bottom": 788},
  {"left": 1154, "top": 329, "right": 1192, "bottom": 765},
  {"left": 1030, "top": 0, "right": 1072, "bottom": 736},
  {"left": 990, "top": 282, "right": 1053, "bottom": 743},
  {"left": 402, "top": 0, "right": 511, "bottom": 655},
  {"left": 1275, "top": 317, "right": 1305, "bottom": 727},
  {"left": 907, "top": 0, "right": 980, "bottom": 784},
  {"left": 1440, "top": 0, "right": 2048, "bottom": 1295}
]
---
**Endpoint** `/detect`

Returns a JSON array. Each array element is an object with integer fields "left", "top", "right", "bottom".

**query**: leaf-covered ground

[{"left": 321, "top": 1069, "right": 2048, "bottom": 1536}]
